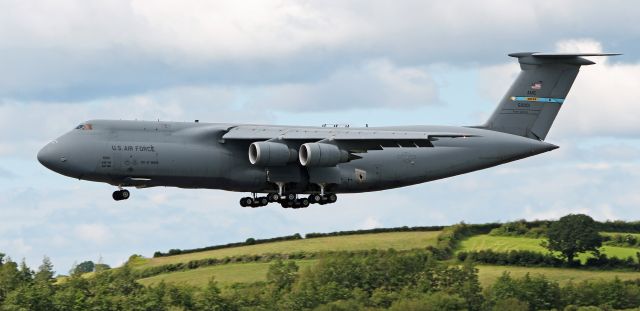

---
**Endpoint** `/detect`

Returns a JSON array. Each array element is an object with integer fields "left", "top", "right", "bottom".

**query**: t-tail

[{"left": 481, "top": 52, "right": 620, "bottom": 140}]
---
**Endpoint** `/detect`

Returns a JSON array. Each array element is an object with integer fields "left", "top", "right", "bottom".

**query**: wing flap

[{"left": 222, "top": 125, "right": 475, "bottom": 152}]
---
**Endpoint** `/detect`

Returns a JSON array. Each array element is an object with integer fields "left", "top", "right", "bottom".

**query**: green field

[
  {"left": 137, "top": 231, "right": 441, "bottom": 269},
  {"left": 134, "top": 231, "right": 640, "bottom": 289},
  {"left": 602, "top": 232, "right": 640, "bottom": 239},
  {"left": 139, "top": 259, "right": 640, "bottom": 288},
  {"left": 138, "top": 260, "right": 318, "bottom": 287},
  {"left": 460, "top": 235, "right": 640, "bottom": 262},
  {"left": 476, "top": 265, "right": 640, "bottom": 286}
]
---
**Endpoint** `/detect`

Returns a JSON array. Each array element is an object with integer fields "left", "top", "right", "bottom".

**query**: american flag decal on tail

[{"left": 530, "top": 81, "right": 543, "bottom": 90}]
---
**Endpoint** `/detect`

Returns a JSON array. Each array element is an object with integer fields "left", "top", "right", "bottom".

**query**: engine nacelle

[
  {"left": 299, "top": 143, "right": 349, "bottom": 167},
  {"left": 248, "top": 141, "right": 296, "bottom": 166}
]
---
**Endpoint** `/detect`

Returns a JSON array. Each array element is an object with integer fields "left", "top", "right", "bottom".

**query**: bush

[
  {"left": 389, "top": 292, "right": 467, "bottom": 311},
  {"left": 429, "top": 223, "right": 501, "bottom": 260},
  {"left": 153, "top": 233, "right": 304, "bottom": 257},
  {"left": 305, "top": 225, "right": 444, "bottom": 239},
  {"left": 489, "top": 220, "right": 550, "bottom": 238},
  {"left": 460, "top": 249, "right": 639, "bottom": 270}
]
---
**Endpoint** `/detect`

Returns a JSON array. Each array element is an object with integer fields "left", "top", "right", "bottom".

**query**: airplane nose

[{"left": 37, "top": 142, "right": 66, "bottom": 172}]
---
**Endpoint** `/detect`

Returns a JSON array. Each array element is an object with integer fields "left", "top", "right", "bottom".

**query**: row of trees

[
  {"left": 154, "top": 225, "right": 449, "bottom": 258},
  {"left": 3, "top": 250, "right": 640, "bottom": 310}
]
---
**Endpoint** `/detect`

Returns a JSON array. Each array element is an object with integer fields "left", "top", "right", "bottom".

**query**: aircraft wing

[{"left": 221, "top": 125, "right": 474, "bottom": 152}]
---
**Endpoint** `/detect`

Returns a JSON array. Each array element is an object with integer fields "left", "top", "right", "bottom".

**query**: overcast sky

[{"left": 1, "top": 0, "right": 639, "bottom": 273}]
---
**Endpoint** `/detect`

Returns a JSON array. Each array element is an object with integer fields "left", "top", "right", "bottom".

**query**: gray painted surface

[{"left": 36, "top": 53, "right": 617, "bottom": 203}]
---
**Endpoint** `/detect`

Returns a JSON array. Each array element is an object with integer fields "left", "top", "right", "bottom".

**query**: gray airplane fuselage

[
  {"left": 36, "top": 52, "right": 617, "bottom": 205},
  {"left": 37, "top": 120, "right": 557, "bottom": 194}
]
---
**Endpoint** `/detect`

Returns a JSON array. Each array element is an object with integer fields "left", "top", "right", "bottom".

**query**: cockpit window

[{"left": 75, "top": 123, "right": 93, "bottom": 130}]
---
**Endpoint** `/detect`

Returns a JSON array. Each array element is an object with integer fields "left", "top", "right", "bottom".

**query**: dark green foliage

[
  {"left": 489, "top": 220, "right": 548, "bottom": 238},
  {"left": 603, "top": 233, "right": 640, "bottom": 248},
  {"left": 459, "top": 250, "right": 564, "bottom": 267},
  {"left": 490, "top": 297, "right": 529, "bottom": 311},
  {"left": 305, "top": 225, "right": 446, "bottom": 238},
  {"left": 389, "top": 292, "right": 467, "bottom": 311},
  {"left": 70, "top": 261, "right": 95, "bottom": 275},
  {"left": 546, "top": 214, "right": 603, "bottom": 264},
  {"left": 596, "top": 220, "right": 640, "bottom": 233},
  {"left": 279, "top": 249, "right": 484, "bottom": 310},
  {"left": 484, "top": 272, "right": 562, "bottom": 311},
  {"left": 266, "top": 259, "right": 298, "bottom": 293},
  {"left": 196, "top": 279, "right": 231, "bottom": 310},
  {"left": 94, "top": 263, "right": 110, "bottom": 272},
  {"left": 153, "top": 233, "right": 304, "bottom": 257},
  {"left": 429, "top": 222, "right": 500, "bottom": 260},
  {"left": 560, "top": 278, "right": 640, "bottom": 309},
  {"left": 136, "top": 251, "right": 315, "bottom": 279},
  {"left": 460, "top": 249, "right": 638, "bottom": 270}
]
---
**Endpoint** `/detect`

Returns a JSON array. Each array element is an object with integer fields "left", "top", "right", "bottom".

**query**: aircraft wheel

[
  {"left": 242, "top": 197, "right": 254, "bottom": 206},
  {"left": 112, "top": 190, "right": 130, "bottom": 201},
  {"left": 309, "top": 194, "right": 322, "bottom": 203},
  {"left": 240, "top": 198, "right": 248, "bottom": 207},
  {"left": 300, "top": 198, "right": 310, "bottom": 208},
  {"left": 268, "top": 193, "right": 280, "bottom": 202},
  {"left": 327, "top": 193, "right": 337, "bottom": 203},
  {"left": 286, "top": 193, "right": 296, "bottom": 201},
  {"left": 259, "top": 197, "right": 269, "bottom": 206}
]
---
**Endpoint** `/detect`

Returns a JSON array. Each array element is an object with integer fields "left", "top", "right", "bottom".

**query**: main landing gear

[
  {"left": 239, "top": 193, "right": 337, "bottom": 209},
  {"left": 112, "top": 189, "right": 130, "bottom": 201}
]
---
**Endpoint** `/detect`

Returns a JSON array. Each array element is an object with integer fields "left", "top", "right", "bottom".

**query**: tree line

[
  {"left": 153, "top": 225, "right": 447, "bottom": 258},
  {"left": 3, "top": 250, "right": 640, "bottom": 310}
]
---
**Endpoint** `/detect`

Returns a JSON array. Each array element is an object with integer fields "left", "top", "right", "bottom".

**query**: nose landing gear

[{"left": 112, "top": 189, "right": 130, "bottom": 201}]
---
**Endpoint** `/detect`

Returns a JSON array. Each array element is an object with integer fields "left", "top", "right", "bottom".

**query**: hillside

[
  {"left": 460, "top": 235, "right": 640, "bottom": 263},
  {"left": 135, "top": 230, "right": 441, "bottom": 269},
  {"left": 139, "top": 259, "right": 640, "bottom": 288},
  {"left": 6, "top": 217, "right": 640, "bottom": 310},
  {"left": 131, "top": 221, "right": 640, "bottom": 289}
]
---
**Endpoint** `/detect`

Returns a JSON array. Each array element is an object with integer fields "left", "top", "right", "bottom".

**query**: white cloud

[
  {"left": 1, "top": 1, "right": 639, "bottom": 100},
  {"left": 255, "top": 59, "right": 439, "bottom": 111},
  {"left": 0, "top": 238, "right": 33, "bottom": 259},
  {"left": 360, "top": 217, "right": 382, "bottom": 230},
  {"left": 74, "top": 224, "right": 112, "bottom": 244}
]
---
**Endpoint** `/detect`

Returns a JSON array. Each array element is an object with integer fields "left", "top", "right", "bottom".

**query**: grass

[
  {"left": 137, "top": 231, "right": 441, "bottom": 269},
  {"left": 460, "top": 235, "right": 640, "bottom": 262},
  {"left": 138, "top": 259, "right": 640, "bottom": 289},
  {"left": 602, "top": 232, "right": 640, "bottom": 239},
  {"left": 476, "top": 265, "right": 640, "bottom": 287},
  {"left": 138, "top": 260, "right": 318, "bottom": 288}
]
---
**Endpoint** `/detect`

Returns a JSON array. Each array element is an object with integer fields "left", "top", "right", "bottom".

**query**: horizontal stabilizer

[
  {"left": 508, "top": 52, "right": 621, "bottom": 66},
  {"left": 530, "top": 52, "right": 621, "bottom": 57}
]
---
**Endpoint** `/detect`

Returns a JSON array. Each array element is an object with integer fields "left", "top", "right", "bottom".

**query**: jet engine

[
  {"left": 299, "top": 143, "right": 349, "bottom": 167},
  {"left": 248, "top": 141, "right": 296, "bottom": 166}
]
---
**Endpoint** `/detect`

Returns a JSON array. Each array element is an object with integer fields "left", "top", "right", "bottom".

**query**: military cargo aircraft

[{"left": 37, "top": 52, "right": 618, "bottom": 208}]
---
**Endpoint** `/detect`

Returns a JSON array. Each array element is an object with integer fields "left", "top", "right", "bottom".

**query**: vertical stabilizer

[{"left": 481, "top": 52, "right": 619, "bottom": 140}]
